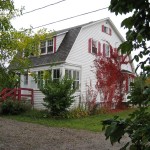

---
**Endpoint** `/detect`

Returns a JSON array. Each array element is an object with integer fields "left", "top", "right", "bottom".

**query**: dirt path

[{"left": 0, "top": 117, "right": 130, "bottom": 150}]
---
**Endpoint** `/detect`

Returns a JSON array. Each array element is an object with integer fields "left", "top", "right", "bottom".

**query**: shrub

[
  {"left": 0, "top": 99, "right": 32, "bottom": 115},
  {"left": 41, "top": 77, "right": 76, "bottom": 116}
]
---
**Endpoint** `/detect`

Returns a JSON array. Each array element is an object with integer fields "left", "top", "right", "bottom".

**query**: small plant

[
  {"left": 41, "top": 77, "right": 76, "bottom": 116},
  {"left": 0, "top": 99, "right": 32, "bottom": 115},
  {"left": 60, "top": 107, "right": 89, "bottom": 119}
]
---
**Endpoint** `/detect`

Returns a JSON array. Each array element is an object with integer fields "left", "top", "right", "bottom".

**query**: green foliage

[
  {"left": 0, "top": 66, "right": 19, "bottom": 91},
  {"left": 103, "top": 108, "right": 150, "bottom": 150},
  {"left": 0, "top": 0, "right": 55, "bottom": 71},
  {"left": 41, "top": 77, "right": 76, "bottom": 116},
  {"left": 0, "top": 99, "right": 32, "bottom": 115},
  {"left": 128, "top": 76, "right": 149, "bottom": 107},
  {"left": 102, "top": 76, "right": 150, "bottom": 149},
  {"left": 109, "top": 0, "right": 150, "bottom": 72},
  {"left": 102, "top": 1, "right": 150, "bottom": 149}
]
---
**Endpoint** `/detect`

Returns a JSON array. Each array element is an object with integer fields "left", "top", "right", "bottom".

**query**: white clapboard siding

[
  {"left": 66, "top": 20, "right": 123, "bottom": 102},
  {"left": 33, "top": 90, "right": 81, "bottom": 110},
  {"left": 56, "top": 33, "right": 66, "bottom": 51}
]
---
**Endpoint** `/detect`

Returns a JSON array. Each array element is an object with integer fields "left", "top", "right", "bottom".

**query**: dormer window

[{"left": 40, "top": 37, "right": 56, "bottom": 55}]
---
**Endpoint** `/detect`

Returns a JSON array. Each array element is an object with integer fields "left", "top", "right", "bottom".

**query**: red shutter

[
  {"left": 88, "top": 38, "right": 92, "bottom": 53},
  {"left": 53, "top": 36, "right": 56, "bottom": 53},
  {"left": 103, "top": 43, "right": 106, "bottom": 57},
  {"left": 98, "top": 42, "right": 101, "bottom": 55},
  {"left": 102, "top": 25, "right": 104, "bottom": 32},
  {"left": 109, "top": 28, "right": 112, "bottom": 36}
]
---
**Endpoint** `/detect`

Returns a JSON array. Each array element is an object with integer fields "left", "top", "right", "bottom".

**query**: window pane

[
  {"left": 57, "top": 70, "right": 60, "bottom": 78},
  {"left": 47, "top": 46, "right": 53, "bottom": 53},
  {"left": 40, "top": 41, "right": 46, "bottom": 54},
  {"left": 92, "top": 40, "right": 97, "bottom": 54},
  {"left": 41, "top": 47, "right": 46, "bottom": 54},
  {"left": 65, "top": 70, "right": 68, "bottom": 77},
  {"left": 53, "top": 69, "right": 60, "bottom": 80},
  {"left": 105, "top": 44, "right": 110, "bottom": 57},
  {"left": 37, "top": 71, "right": 43, "bottom": 88},
  {"left": 72, "top": 71, "right": 80, "bottom": 90},
  {"left": 48, "top": 40, "right": 53, "bottom": 46},
  {"left": 47, "top": 40, "right": 53, "bottom": 53},
  {"left": 77, "top": 71, "right": 79, "bottom": 80},
  {"left": 104, "top": 26, "right": 109, "bottom": 34},
  {"left": 73, "top": 71, "right": 76, "bottom": 79},
  {"left": 24, "top": 73, "right": 28, "bottom": 85}
]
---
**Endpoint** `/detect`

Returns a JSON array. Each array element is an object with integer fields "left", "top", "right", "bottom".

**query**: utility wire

[
  {"left": 32, "top": 7, "right": 108, "bottom": 29},
  {"left": 22, "top": 0, "right": 66, "bottom": 15}
]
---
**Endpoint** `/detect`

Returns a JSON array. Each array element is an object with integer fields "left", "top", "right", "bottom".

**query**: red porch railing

[{"left": 0, "top": 88, "right": 34, "bottom": 105}]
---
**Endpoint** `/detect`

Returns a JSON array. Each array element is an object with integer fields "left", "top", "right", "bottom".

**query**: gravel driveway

[{"left": 0, "top": 117, "right": 130, "bottom": 150}]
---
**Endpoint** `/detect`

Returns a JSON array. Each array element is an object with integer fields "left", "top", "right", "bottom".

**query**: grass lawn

[{"left": 1, "top": 108, "right": 136, "bottom": 132}]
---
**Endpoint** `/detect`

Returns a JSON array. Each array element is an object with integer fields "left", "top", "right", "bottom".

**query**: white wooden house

[{"left": 17, "top": 18, "right": 135, "bottom": 109}]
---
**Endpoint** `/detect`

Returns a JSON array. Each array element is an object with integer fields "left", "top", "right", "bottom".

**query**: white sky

[
  {"left": 12, "top": 0, "right": 141, "bottom": 72},
  {"left": 12, "top": 0, "right": 128, "bottom": 37}
]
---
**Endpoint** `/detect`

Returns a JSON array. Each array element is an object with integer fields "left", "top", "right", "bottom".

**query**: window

[
  {"left": 37, "top": 71, "right": 44, "bottom": 89},
  {"left": 104, "top": 26, "right": 109, "bottom": 34},
  {"left": 65, "top": 69, "right": 80, "bottom": 90},
  {"left": 43, "top": 70, "right": 52, "bottom": 85},
  {"left": 53, "top": 69, "right": 60, "bottom": 81},
  {"left": 102, "top": 25, "right": 112, "bottom": 35},
  {"left": 65, "top": 69, "right": 72, "bottom": 79},
  {"left": 73, "top": 71, "right": 80, "bottom": 90},
  {"left": 47, "top": 40, "right": 53, "bottom": 53},
  {"left": 92, "top": 40, "right": 97, "bottom": 54},
  {"left": 40, "top": 39, "right": 54, "bottom": 54},
  {"left": 36, "top": 69, "right": 61, "bottom": 89},
  {"left": 24, "top": 73, "right": 28, "bottom": 85},
  {"left": 105, "top": 44, "right": 110, "bottom": 57},
  {"left": 40, "top": 41, "right": 46, "bottom": 54}
]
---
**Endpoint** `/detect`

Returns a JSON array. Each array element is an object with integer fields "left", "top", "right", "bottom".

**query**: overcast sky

[{"left": 12, "top": 0, "right": 142, "bottom": 72}]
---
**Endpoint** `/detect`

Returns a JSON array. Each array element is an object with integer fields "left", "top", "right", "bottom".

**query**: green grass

[{"left": 1, "top": 108, "right": 136, "bottom": 132}]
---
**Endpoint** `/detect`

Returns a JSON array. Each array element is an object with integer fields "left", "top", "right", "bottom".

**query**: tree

[
  {"left": 0, "top": 0, "right": 54, "bottom": 70},
  {"left": 102, "top": 0, "right": 150, "bottom": 149},
  {"left": 128, "top": 75, "right": 149, "bottom": 107},
  {"left": 109, "top": 0, "right": 150, "bottom": 73},
  {"left": 0, "top": 0, "right": 54, "bottom": 90}
]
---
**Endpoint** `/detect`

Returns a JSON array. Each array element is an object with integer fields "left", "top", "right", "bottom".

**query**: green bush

[
  {"left": 41, "top": 77, "right": 76, "bottom": 116},
  {"left": 0, "top": 99, "right": 32, "bottom": 115}
]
